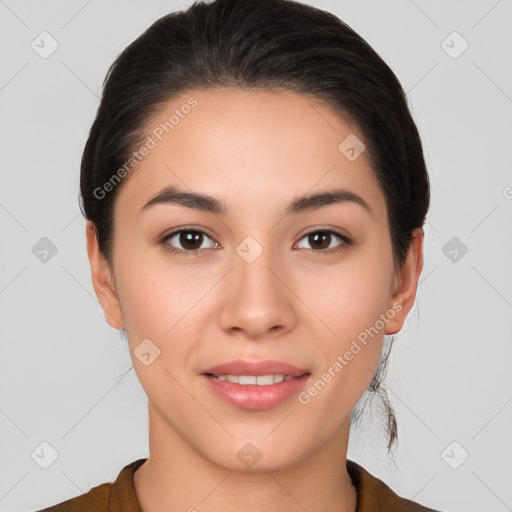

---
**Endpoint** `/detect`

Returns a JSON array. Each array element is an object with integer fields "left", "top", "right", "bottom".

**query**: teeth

[{"left": 213, "top": 374, "right": 294, "bottom": 385}]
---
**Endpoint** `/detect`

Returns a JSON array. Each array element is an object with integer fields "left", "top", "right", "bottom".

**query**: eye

[
  {"left": 160, "top": 227, "right": 351, "bottom": 257},
  {"left": 160, "top": 228, "right": 218, "bottom": 256},
  {"left": 295, "top": 229, "right": 351, "bottom": 255}
]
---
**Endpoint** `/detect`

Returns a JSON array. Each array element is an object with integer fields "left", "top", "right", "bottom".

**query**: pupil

[
  {"left": 181, "top": 231, "right": 202, "bottom": 250},
  {"left": 310, "top": 232, "right": 329, "bottom": 250}
]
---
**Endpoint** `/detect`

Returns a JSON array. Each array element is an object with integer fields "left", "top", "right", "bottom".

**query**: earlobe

[
  {"left": 384, "top": 228, "right": 424, "bottom": 335},
  {"left": 85, "top": 220, "right": 125, "bottom": 330}
]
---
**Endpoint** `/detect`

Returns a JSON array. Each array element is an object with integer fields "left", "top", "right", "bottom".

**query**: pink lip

[
  {"left": 201, "top": 359, "right": 311, "bottom": 410},
  {"left": 201, "top": 359, "right": 309, "bottom": 377}
]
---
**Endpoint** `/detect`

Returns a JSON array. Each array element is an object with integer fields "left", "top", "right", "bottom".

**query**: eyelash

[{"left": 159, "top": 228, "right": 352, "bottom": 257}]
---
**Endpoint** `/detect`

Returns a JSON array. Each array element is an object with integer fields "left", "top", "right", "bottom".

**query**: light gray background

[{"left": 1, "top": 1, "right": 511, "bottom": 511}]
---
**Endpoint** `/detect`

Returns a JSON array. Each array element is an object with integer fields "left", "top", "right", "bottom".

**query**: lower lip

[{"left": 202, "top": 374, "right": 310, "bottom": 410}]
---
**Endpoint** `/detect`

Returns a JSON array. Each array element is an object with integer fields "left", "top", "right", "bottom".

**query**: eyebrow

[{"left": 141, "top": 185, "right": 372, "bottom": 217}]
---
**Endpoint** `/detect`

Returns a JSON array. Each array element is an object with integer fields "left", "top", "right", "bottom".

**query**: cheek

[
  {"left": 113, "top": 244, "right": 203, "bottom": 336},
  {"left": 297, "top": 243, "right": 394, "bottom": 401},
  {"left": 303, "top": 250, "right": 394, "bottom": 342},
  {"left": 113, "top": 250, "right": 213, "bottom": 387},
  {"left": 113, "top": 255, "right": 201, "bottom": 403}
]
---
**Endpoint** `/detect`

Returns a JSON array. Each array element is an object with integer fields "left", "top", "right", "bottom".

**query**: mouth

[
  {"left": 201, "top": 359, "right": 309, "bottom": 378},
  {"left": 204, "top": 374, "right": 298, "bottom": 385},
  {"left": 200, "top": 359, "right": 311, "bottom": 410}
]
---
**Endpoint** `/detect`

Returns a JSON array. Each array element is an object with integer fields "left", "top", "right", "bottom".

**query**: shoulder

[
  {"left": 347, "top": 459, "right": 443, "bottom": 512},
  {"left": 35, "top": 458, "right": 147, "bottom": 512},
  {"left": 36, "top": 482, "right": 112, "bottom": 512}
]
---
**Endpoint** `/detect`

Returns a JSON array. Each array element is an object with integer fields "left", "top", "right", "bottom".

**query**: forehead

[{"left": 113, "top": 86, "right": 387, "bottom": 222}]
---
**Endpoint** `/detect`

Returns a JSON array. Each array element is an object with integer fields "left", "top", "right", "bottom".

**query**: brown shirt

[{"left": 36, "top": 458, "right": 442, "bottom": 511}]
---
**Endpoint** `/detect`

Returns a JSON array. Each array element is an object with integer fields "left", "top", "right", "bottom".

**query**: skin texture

[{"left": 86, "top": 87, "right": 424, "bottom": 512}]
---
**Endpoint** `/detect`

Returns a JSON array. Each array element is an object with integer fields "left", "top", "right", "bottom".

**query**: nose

[{"left": 217, "top": 240, "right": 298, "bottom": 340}]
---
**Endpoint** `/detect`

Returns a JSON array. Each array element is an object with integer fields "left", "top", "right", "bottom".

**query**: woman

[{"left": 38, "top": 0, "right": 442, "bottom": 510}]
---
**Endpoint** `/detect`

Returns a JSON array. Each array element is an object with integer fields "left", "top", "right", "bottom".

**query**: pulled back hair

[{"left": 79, "top": 0, "right": 430, "bottom": 455}]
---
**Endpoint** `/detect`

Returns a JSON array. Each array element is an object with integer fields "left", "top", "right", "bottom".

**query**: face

[{"left": 87, "top": 87, "right": 423, "bottom": 472}]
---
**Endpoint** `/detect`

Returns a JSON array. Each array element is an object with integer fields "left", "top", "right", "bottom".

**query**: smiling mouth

[
  {"left": 204, "top": 373, "right": 307, "bottom": 385},
  {"left": 201, "top": 371, "right": 311, "bottom": 410}
]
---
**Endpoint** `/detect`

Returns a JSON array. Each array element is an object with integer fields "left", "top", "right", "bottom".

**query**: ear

[
  {"left": 85, "top": 220, "right": 125, "bottom": 330},
  {"left": 384, "top": 227, "right": 424, "bottom": 335}
]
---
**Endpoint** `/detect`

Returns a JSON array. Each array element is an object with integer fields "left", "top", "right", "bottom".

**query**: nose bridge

[
  {"left": 218, "top": 232, "right": 296, "bottom": 335},
  {"left": 234, "top": 233, "right": 281, "bottom": 298}
]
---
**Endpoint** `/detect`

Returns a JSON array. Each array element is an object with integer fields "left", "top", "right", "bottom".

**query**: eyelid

[
  {"left": 160, "top": 225, "right": 215, "bottom": 242},
  {"left": 299, "top": 225, "right": 351, "bottom": 241},
  {"left": 160, "top": 225, "right": 351, "bottom": 241}
]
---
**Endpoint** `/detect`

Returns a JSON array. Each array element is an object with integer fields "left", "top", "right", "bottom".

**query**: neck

[{"left": 134, "top": 403, "right": 358, "bottom": 512}]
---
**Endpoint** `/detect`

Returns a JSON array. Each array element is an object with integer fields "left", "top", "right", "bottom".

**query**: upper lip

[{"left": 201, "top": 359, "right": 310, "bottom": 377}]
